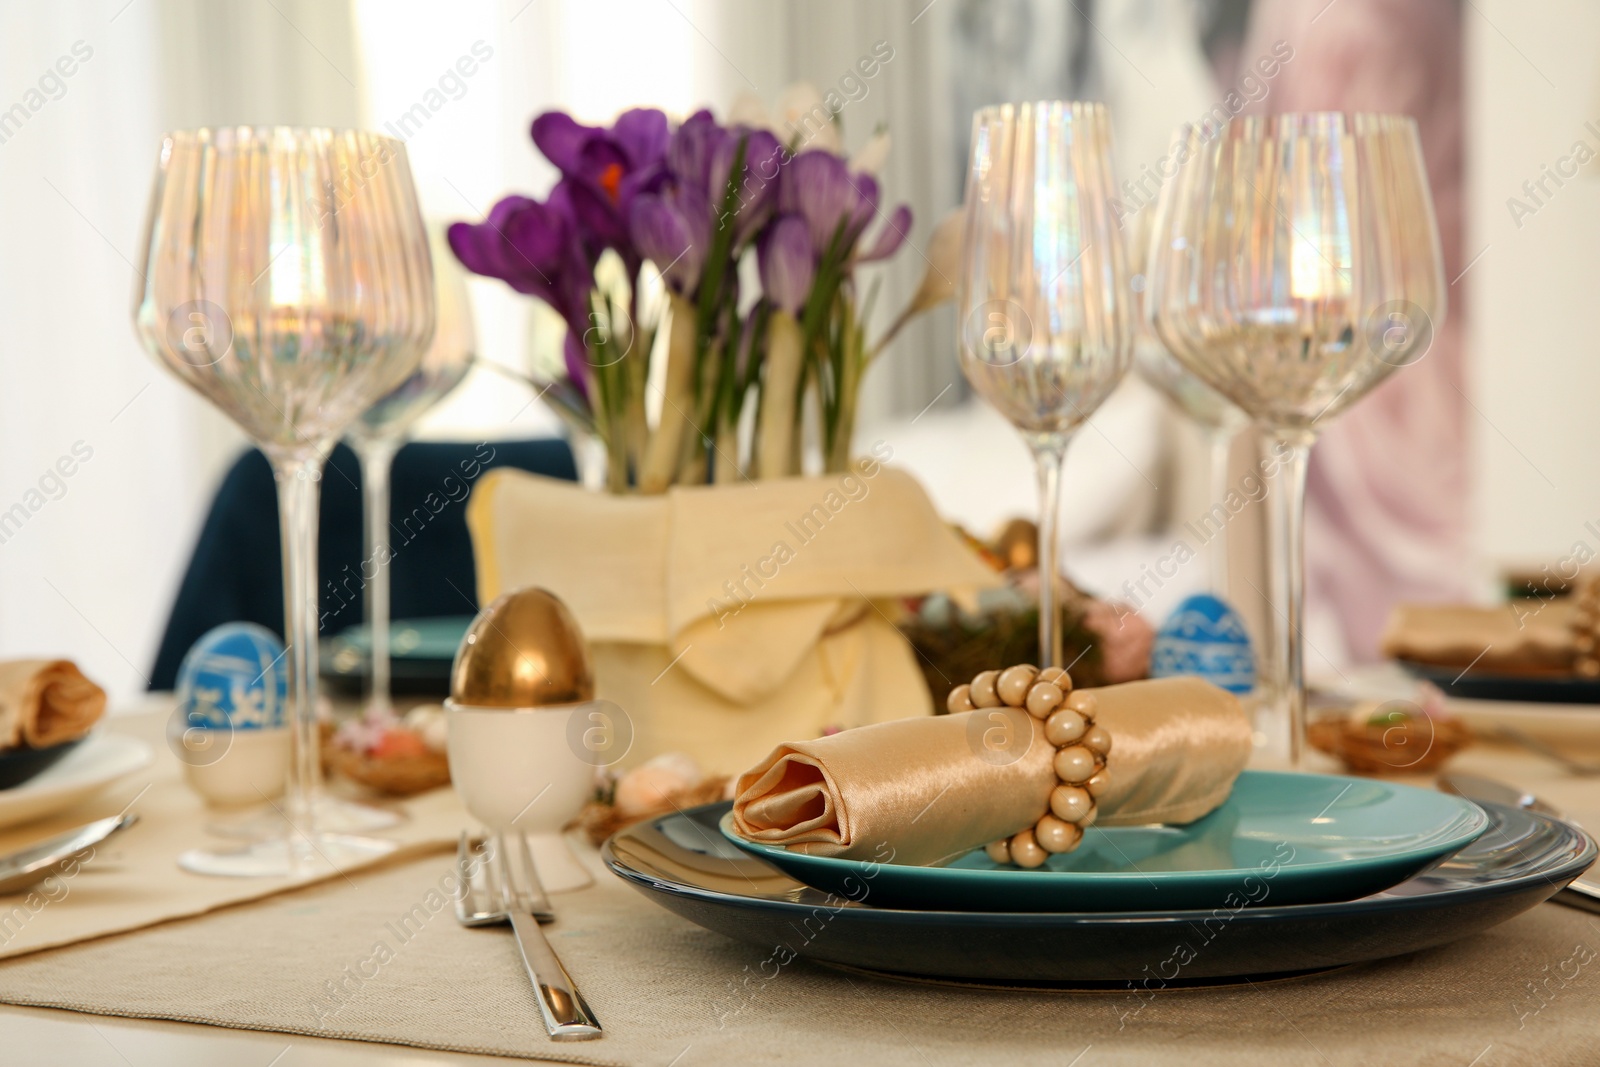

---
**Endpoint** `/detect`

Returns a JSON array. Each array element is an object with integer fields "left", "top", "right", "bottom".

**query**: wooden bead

[
  {"left": 996, "top": 665, "right": 1038, "bottom": 707},
  {"left": 1008, "top": 829, "right": 1047, "bottom": 869},
  {"left": 1053, "top": 745, "right": 1097, "bottom": 785},
  {"left": 984, "top": 839, "right": 1011, "bottom": 865},
  {"left": 1034, "top": 814, "right": 1083, "bottom": 854},
  {"left": 1044, "top": 708, "right": 1087, "bottom": 746},
  {"left": 1078, "top": 805, "right": 1097, "bottom": 828},
  {"left": 946, "top": 684, "right": 975, "bottom": 713},
  {"left": 1085, "top": 769, "right": 1111, "bottom": 797},
  {"left": 1081, "top": 724, "right": 1112, "bottom": 756},
  {"left": 1025, "top": 682, "right": 1065, "bottom": 719},
  {"left": 1049, "top": 783, "right": 1093, "bottom": 822},
  {"left": 1037, "top": 666, "right": 1065, "bottom": 685},
  {"left": 1065, "top": 690, "right": 1097, "bottom": 720},
  {"left": 970, "top": 670, "right": 1001, "bottom": 708}
]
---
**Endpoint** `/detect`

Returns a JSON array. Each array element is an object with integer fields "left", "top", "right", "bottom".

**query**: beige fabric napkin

[
  {"left": 1380, "top": 601, "right": 1576, "bottom": 672},
  {"left": 0, "top": 660, "right": 105, "bottom": 750},
  {"left": 466, "top": 466, "right": 1002, "bottom": 771},
  {"left": 733, "top": 677, "right": 1253, "bottom": 866}
]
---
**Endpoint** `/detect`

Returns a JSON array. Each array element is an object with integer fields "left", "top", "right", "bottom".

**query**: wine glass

[
  {"left": 1146, "top": 114, "right": 1445, "bottom": 764},
  {"left": 958, "top": 101, "right": 1134, "bottom": 667},
  {"left": 1126, "top": 204, "right": 1248, "bottom": 595},
  {"left": 346, "top": 222, "right": 475, "bottom": 723},
  {"left": 134, "top": 127, "right": 436, "bottom": 876}
]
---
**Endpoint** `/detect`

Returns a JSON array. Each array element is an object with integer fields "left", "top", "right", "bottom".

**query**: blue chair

[{"left": 149, "top": 438, "right": 576, "bottom": 690}]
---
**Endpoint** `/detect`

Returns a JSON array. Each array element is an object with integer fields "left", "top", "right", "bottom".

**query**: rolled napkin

[
  {"left": 0, "top": 660, "right": 107, "bottom": 749},
  {"left": 733, "top": 676, "right": 1252, "bottom": 867}
]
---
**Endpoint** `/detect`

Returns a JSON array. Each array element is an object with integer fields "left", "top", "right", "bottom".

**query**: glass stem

[
  {"left": 1268, "top": 433, "right": 1313, "bottom": 767},
  {"left": 270, "top": 447, "right": 329, "bottom": 862},
  {"left": 1031, "top": 438, "right": 1069, "bottom": 669},
  {"left": 355, "top": 437, "right": 400, "bottom": 720},
  {"left": 1206, "top": 426, "right": 1234, "bottom": 596}
]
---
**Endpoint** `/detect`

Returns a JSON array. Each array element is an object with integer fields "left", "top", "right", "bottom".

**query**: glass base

[
  {"left": 206, "top": 795, "right": 407, "bottom": 841},
  {"left": 178, "top": 832, "right": 397, "bottom": 878}
]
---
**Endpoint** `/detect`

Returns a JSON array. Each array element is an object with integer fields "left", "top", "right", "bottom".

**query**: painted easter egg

[
  {"left": 175, "top": 622, "right": 289, "bottom": 730},
  {"left": 1149, "top": 593, "right": 1256, "bottom": 694}
]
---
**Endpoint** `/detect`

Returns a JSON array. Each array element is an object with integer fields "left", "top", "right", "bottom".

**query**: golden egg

[{"left": 450, "top": 587, "right": 595, "bottom": 708}]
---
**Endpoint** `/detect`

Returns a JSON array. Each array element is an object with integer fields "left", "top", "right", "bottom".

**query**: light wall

[{"left": 1469, "top": 0, "right": 1600, "bottom": 571}]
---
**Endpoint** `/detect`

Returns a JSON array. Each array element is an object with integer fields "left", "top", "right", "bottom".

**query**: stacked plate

[{"left": 604, "top": 770, "right": 1595, "bottom": 987}]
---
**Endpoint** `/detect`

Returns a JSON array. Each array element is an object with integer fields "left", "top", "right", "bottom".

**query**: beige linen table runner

[
  {"left": 0, "top": 834, "right": 1596, "bottom": 1065},
  {"left": 0, "top": 710, "right": 461, "bottom": 961}
]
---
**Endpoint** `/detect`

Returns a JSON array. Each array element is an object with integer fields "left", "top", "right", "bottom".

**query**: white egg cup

[
  {"left": 444, "top": 700, "right": 597, "bottom": 892},
  {"left": 182, "top": 726, "right": 291, "bottom": 808}
]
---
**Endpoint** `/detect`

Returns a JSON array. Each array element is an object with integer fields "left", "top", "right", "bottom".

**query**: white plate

[{"left": 0, "top": 733, "right": 153, "bottom": 831}]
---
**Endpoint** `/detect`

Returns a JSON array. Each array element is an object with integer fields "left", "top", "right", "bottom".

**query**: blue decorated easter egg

[
  {"left": 175, "top": 623, "right": 288, "bottom": 730},
  {"left": 1149, "top": 594, "right": 1256, "bottom": 694}
]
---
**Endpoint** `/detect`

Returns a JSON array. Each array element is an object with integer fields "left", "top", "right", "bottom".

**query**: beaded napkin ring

[{"left": 945, "top": 664, "right": 1111, "bottom": 868}]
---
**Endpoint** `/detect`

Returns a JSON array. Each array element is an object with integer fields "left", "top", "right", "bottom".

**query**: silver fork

[{"left": 454, "top": 832, "right": 602, "bottom": 1041}]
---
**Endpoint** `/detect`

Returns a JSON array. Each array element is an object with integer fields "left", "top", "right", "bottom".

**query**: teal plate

[{"left": 720, "top": 770, "right": 1489, "bottom": 912}]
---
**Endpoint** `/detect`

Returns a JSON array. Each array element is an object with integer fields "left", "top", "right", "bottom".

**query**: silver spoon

[{"left": 0, "top": 814, "right": 137, "bottom": 894}]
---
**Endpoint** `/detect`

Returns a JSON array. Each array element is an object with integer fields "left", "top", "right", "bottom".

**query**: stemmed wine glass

[
  {"left": 135, "top": 127, "right": 437, "bottom": 876},
  {"left": 346, "top": 223, "right": 475, "bottom": 722},
  {"left": 1146, "top": 114, "right": 1445, "bottom": 764},
  {"left": 1126, "top": 205, "right": 1248, "bottom": 594},
  {"left": 958, "top": 101, "right": 1134, "bottom": 667}
]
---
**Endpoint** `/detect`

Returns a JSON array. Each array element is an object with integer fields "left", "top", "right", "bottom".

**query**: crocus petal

[
  {"left": 782, "top": 150, "right": 854, "bottom": 255},
  {"left": 667, "top": 109, "right": 727, "bottom": 196},
  {"left": 712, "top": 128, "right": 785, "bottom": 246},
  {"left": 563, "top": 329, "right": 590, "bottom": 398},
  {"left": 846, "top": 172, "right": 880, "bottom": 244},
  {"left": 758, "top": 214, "right": 815, "bottom": 316},
  {"left": 451, "top": 197, "right": 556, "bottom": 292},
  {"left": 447, "top": 220, "right": 503, "bottom": 280},
  {"left": 611, "top": 108, "right": 671, "bottom": 170},
  {"left": 856, "top": 204, "right": 912, "bottom": 263},
  {"left": 631, "top": 192, "right": 705, "bottom": 295},
  {"left": 566, "top": 178, "right": 628, "bottom": 253},
  {"left": 530, "top": 111, "right": 597, "bottom": 173}
]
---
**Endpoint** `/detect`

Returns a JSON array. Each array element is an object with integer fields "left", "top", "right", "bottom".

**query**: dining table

[{"left": 1, "top": 690, "right": 1597, "bottom": 1067}]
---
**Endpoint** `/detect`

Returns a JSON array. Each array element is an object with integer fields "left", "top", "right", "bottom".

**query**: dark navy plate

[
  {"left": 603, "top": 800, "right": 1596, "bottom": 986},
  {"left": 0, "top": 738, "right": 84, "bottom": 790},
  {"left": 1397, "top": 658, "right": 1600, "bottom": 704}
]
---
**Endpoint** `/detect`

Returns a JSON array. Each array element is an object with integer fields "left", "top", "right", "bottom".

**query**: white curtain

[{"left": 0, "top": 0, "right": 362, "bottom": 704}]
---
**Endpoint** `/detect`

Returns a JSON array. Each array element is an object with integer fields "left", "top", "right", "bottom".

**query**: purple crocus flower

[
  {"left": 666, "top": 109, "right": 728, "bottom": 197},
  {"left": 773, "top": 149, "right": 912, "bottom": 266},
  {"left": 630, "top": 186, "right": 710, "bottom": 296},
  {"left": 531, "top": 108, "right": 670, "bottom": 264},
  {"left": 712, "top": 126, "right": 785, "bottom": 246},
  {"left": 757, "top": 214, "right": 815, "bottom": 316},
  {"left": 780, "top": 150, "right": 857, "bottom": 255},
  {"left": 448, "top": 185, "right": 596, "bottom": 391}
]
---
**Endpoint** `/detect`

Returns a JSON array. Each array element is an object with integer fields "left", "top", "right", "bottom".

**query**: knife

[{"left": 1437, "top": 772, "right": 1600, "bottom": 913}]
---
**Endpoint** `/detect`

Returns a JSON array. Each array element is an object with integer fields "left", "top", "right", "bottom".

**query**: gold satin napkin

[
  {"left": 733, "top": 677, "right": 1252, "bottom": 867},
  {"left": 0, "top": 659, "right": 106, "bottom": 749}
]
